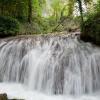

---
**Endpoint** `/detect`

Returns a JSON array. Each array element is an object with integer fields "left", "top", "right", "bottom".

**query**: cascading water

[{"left": 0, "top": 34, "right": 100, "bottom": 100}]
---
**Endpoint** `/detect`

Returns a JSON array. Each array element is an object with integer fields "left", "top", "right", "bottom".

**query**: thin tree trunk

[
  {"left": 1, "top": 5, "right": 4, "bottom": 15},
  {"left": 77, "top": 0, "right": 84, "bottom": 31},
  {"left": 28, "top": 0, "right": 32, "bottom": 23}
]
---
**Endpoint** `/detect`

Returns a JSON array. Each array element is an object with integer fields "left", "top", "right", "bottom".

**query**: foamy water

[{"left": 0, "top": 83, "right": 100, "bottom": 100}]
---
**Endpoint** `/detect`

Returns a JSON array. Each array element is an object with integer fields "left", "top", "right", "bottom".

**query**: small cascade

[{"left": 0, "top": 34, "right": 100, "bottom": 96}]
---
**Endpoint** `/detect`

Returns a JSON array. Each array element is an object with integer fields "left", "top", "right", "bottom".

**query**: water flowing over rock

[{"left": 0, "top": 34, "right": 100, "bottom": 96}]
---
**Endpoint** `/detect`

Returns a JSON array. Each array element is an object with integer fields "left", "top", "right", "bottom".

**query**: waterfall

[{"left": 0, "top": 34, "right": 100, "bottom": 97}]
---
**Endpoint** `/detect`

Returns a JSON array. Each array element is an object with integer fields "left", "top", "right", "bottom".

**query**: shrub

[
  {"left": 80, "top": 0, "right": 100, "bottom": 45},
  {"left": 0, "top": 16, "right": 20, "bottom": 37},
  {"left": 80, "top": 12, "right": 100, "bottom": 45}
]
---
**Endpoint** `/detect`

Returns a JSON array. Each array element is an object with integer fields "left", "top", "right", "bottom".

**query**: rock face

[{"left": 0, "top": 93, "right": 8, "bottom": 100}]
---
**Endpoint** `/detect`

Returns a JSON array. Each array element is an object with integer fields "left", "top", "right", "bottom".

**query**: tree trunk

[
  {"left": 77, "top": 0, "right": 84, "bottom": 31},
  {"left": 0, "top": 5, "right": 4, "bottom": 15},
  {"left": 28, "top": 0, "right": 32, "bottom": 23}
]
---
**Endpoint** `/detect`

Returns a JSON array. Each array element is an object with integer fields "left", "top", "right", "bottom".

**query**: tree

[
  {"left": 51, "top": 0, "right": 64, "bottom": 22},
  {"left": 67, "top": 0, "right": 75, "bottom": 16},
  {"left": 84, "top": 0, "right": 93, "bottom": 10},
  {"left": 76, "top": 0, "right": 84, "bottom": 30},
  {"left": 0, "top": 0, "right": 28, "bottom": 20},
  {"left": 28, "top": 0, "right": 32, "bottom": 23}
]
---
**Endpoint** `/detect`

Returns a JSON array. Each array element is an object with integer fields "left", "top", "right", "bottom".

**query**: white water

[
  {"left": 0, "top": 83, "right": 100, "bottom": 100},
  {"left": 0, "top": 35, "right": 100, "bottom": 99}
]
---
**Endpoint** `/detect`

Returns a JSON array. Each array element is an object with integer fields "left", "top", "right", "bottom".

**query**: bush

[
  {"left": 80, "top": 12, "right": 100, "bottom": 45},
  {"left": 0, "top": 16, "right": 20, "bottom": 37},
  {"left": 80, "top": 0, "right": 100, "bottom": 45}
]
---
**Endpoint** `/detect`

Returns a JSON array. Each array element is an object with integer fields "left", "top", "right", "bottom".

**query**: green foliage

[
  {"left": 52, "top": 16, "right": 80, "bottom": 32},
  {"left": 0, "top": 0, "right": 81, "bottom": 35},
  {"left": 0, "top": 0, "right": 98, "bottom": 36},
  {"left": 51, "top": 0, "right": 62, "bottom": 20},
  {"left": 95, "top": 0, "right": 100, "bottom": 12},
  {"left": 33, "top": 0, "right": 46, "bottom": 17},
  {"left": 80, "top": 0, "right": 100, "bottom": 45},
  {"left": 0, "top": 16, "right": 20, "bottom": 37},
  {"left": 81, "top": 11, "right": 100, "bottom": 45},
  {"left": 0, "top": 0, "right": 28, "bottom": 21},
  {"left": 19, "top": 16, "right": 52, "bottom": 34},
  {"left": 67, "top": 0, "right": 75, "bottom": 16}
]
